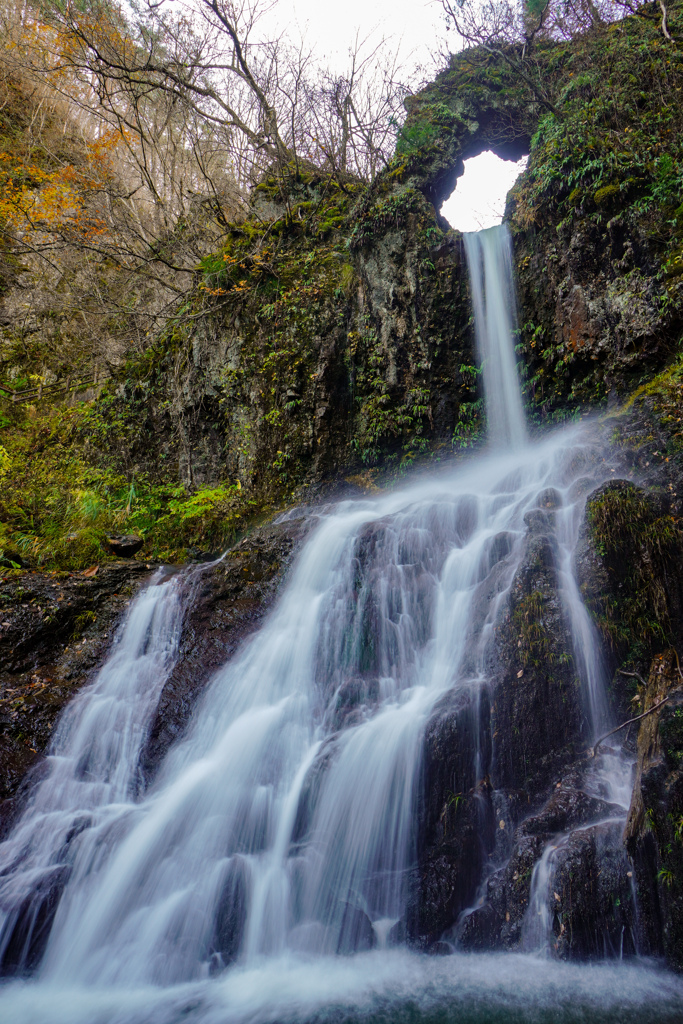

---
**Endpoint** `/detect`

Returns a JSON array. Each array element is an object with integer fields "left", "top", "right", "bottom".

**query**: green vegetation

[
  {"left": 508, "top": 8, "right": 683, "bottom": 416},
  {"left": 4, "top": 8, "right": 683, "bottom": 570},
  {"left": 587, "top": 483, "right": 682, "bottom": 657},
  {"left": 0, "top": 399, "right": 269, "bottom": 568},
  {"left": 0, "top": 161, "right": 446, "bottom": 569},
  {"left": 623, "top": 356, "right": 683, "bottom": 451},
  {"left": 514, "top": 589, "right": 557, "bottom": 668}
]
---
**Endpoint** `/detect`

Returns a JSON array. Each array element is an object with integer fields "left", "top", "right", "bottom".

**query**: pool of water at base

[{"left": 2, "top": 950, "right": 682, "bottom": 1024}]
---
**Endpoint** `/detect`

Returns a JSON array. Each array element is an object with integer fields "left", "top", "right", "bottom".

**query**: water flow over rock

[
  {"left": 0, "top": 224, "right": 659, "bottom": 1021},
  {"left": 0, "top": 571, "right": 184, "bottom": 972},
  {"left": 3, "top": 438, "right": 621, "bottom": 985}
]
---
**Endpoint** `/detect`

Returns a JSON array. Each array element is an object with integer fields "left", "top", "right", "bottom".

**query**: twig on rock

[
  {"left": 617, "top": 668, "right": 647, "bottom": 686},
  {"left": 592, "top": 697, "right": 670, "bottom": 756}
]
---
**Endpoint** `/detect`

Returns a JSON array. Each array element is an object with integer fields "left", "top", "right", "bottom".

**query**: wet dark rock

[
  {"left": 492, "top": 526, "right": 584, "bottom": 806},
  {"left": 105, "top": 534, "right": 144, "bottom": 558},
  {"left": 520, "top": 780, "right": 621, "bottom": 837},
  {"left": 139, "top": 516, "right": 313, "bottom": 783},
  {"left": 409, "top": 685, "right": 494, "bottom": 947},
  {"left": 484, "top": 532, "right": 514, "bottom": 569},
  {"left": 461, "top": 773, "right": 624, "bottom": 954},
  {"left": 626, "top": 650, "right": 683, "bottom": 969},
  {"left": 328, "top": 676, "right": 380, "bottom": 731},
  {"left": 0, "top": 740, "right": 41, "bottom": 834},
  {"left": 0, "top": 863, "right": 70, "bottom": 974},
  {"left": 522, "top": 508, "right": 552, "bottom": 534},
  {"left": 549, "top": 819, "right": 636, "bottom": 960},
  {"left": 290, "top": 736, "right": 339, "bottom": 850},
  {"left": 210, "top": 856, "right": 248, "bottom": 967},
  {"left": 0, "top": 562, "right": 154, "bottom": 827},
  {"left": 536, "top": 488, "right": 563, "bottom": 511},
  {"left": 410, "top": 502, "right": 593, "bottom": 951},
  {"left": 458, "top": 902, "right": 501, "bottom": 952},
  {"left": 428, "top": 940, "right": 452, "bottom": 956}
]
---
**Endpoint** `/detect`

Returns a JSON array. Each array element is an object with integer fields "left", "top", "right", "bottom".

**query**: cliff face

[
  {"left": 510, "top": 18, "right": 683, "bottom": 420},
  {"left": 159, "top": 3, "right": 682, "bottom": 501},
  {"left": 2, "top": 8, "right": 681, "bottom": 565}
]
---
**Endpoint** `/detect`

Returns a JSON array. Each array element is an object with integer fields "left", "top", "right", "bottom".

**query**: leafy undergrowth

[
  {"left": 624, "top": 358, "right": 683, "bottom": 449},
  {"left": 0, "top": 400, "right": 276, "bottom": 570},
  {"left": 515, "top": 30, "right": 683, "bottom": 224}
]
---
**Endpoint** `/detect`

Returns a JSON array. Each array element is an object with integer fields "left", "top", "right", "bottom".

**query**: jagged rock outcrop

[
  {"left": 491, "top": 509, "right": 586, "bottom": 802},
  {"left": 3, "top": 7, "right": 681, "bottom": 568},
  {"left": 460, "top": 778, "right": 633, "bottom": 957},
  {"left": 626, "top": 649, "right": 683, "bottom": 967},
  {"left": 412, "top": 412, "right": 683, "bottom": 963},
  {"left": 411, "top": 686, "right": 494, "bottom": 946}
]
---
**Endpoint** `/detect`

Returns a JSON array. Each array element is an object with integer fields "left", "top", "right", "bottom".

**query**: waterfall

[
  {"left": 4, "top": 444, "right": 611, "bottom": 983},
  {"left": 464, "top": 226, "right": 527, "bottom": 449},
  {"left": 0, "top": 571, "right": 184, "bottom": 972},
  {"left": 0, "top": 227, "right": 680, "bottom": 1023}
]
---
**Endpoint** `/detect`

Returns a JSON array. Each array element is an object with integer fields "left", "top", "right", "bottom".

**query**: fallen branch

[
  {"left": 617, "top": 668, "right": 647, "bottom": 686},
  {"left": 592, "top": 697, "right": 670, "bottom": 756}
]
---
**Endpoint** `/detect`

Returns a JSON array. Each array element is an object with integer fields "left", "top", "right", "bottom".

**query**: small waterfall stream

[
  {"left": 1, "top": 225, "right": 682, "bottom": 1023},
  {"left": 463, "top": 228, "right": 526, "bottom": 449}
]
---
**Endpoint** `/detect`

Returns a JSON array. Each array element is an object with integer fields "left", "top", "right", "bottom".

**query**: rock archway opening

[{"left": 441, "top": 150, "right": 528, "bottom": 233}]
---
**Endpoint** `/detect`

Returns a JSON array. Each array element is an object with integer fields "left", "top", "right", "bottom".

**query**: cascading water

[
  {"left": 1, "top": 225, "right": 682, "bottom": 1023},
  {"left": 0, "top": 571, "right": 184, "bottom": 973},
  {"left": 463, "top": 227, "right": 526, "bottom": 449}
]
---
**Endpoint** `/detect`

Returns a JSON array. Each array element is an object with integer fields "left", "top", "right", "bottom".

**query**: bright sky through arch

[
  {"left": 441, "top": 152, "right": 529, "bottom": 233},
  {"left": 257, "top": 3, "right": 527, "bottom": 231}
]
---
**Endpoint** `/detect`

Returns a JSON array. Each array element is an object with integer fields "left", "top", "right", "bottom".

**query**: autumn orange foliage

[{"left": 0, "top": 129, "right": 127, "bottom": 242}]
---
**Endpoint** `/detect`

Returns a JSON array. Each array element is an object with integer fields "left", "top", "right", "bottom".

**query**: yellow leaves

[
  {"left": 0, "top": 137, "right": 120, "bottom": 241},
  {"left": 199, "top": 285, "right": 228, "bottom": 296}
]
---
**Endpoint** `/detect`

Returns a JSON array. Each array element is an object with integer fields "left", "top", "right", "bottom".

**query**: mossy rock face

[
  {"left": 509, "top": 10, "right": 683, "bottom": 422},
  {"left": 576, "top": 479, "right": 683, "bottom": 672},
  {"left": 393, "top": 49, "right": 534, "bottom": 210}
]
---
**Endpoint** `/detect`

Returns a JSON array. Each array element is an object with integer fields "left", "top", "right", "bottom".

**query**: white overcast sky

[{"left": 258, "top": 0, "right": 528, "bottom": 232}]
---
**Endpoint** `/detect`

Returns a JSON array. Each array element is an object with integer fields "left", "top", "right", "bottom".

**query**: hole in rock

[{"left": 441, "top": 150, "right": 528, "bottom": 233}]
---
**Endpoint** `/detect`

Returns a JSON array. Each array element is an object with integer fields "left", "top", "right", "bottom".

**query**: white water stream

[
  {"left": 463, "top": 228, "right": 526, "bottom": 449},
  {"left": 0, "top": 225, "right": 681, "bottom": 1022}
]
